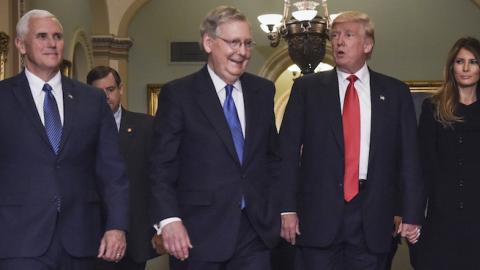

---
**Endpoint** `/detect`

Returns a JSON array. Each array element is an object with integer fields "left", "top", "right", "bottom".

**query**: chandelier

[{"left": 258, "top": 0, "right": 330, "bottom": 74}]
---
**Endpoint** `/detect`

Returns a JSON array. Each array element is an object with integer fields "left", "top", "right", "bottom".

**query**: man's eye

[
  {"left": 231, "top": 40, "right": 241, "bottom": 47},
  {"left": 53, "top": 33, "right": 63, "bottom": 40}
]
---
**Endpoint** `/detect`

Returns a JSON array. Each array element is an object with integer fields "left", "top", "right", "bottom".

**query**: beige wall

[{"left": 127, "top": 0, "right": 480, "bottom": 113}]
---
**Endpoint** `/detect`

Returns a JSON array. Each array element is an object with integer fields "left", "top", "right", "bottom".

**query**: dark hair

[
  {"left": 432, "top": 36, "right": 480, "bottom": 127},
  {"left": 86, "top": 65, "right": 122, "bottom": 86}
]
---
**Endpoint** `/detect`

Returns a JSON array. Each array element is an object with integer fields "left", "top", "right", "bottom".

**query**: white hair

[{"left": 16, "top": 9, "right": 62, "bottom": 39}]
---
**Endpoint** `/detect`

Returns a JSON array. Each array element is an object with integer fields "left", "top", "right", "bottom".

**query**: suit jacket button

[{"left": 459, "top": 202, "right": 464, "bottom": 209}]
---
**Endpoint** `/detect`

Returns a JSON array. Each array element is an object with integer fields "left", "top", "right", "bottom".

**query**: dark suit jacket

[
  {"left": 0, "top": 72, "right": 129, "bottom": 258},
  {"left": 150, "top": 66, "right": 281, "bottom": 262},
  {"left": 279, "top": 68, "right": 425, "bottom": 253},
  {"left": 118, "top": 108, "right": 155, "bottom": 263}
]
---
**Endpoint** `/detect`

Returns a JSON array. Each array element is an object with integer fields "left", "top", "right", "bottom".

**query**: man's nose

[{"left": 46, "top": 36, "right": 57, "bottom": 47}]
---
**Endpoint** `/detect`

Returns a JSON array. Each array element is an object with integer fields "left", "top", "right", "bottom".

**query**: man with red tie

[{"left": 279, "top": 11, "right": 426, "bottom": 270}]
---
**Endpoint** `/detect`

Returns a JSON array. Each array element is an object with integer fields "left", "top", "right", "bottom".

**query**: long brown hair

[{"left": 431, "top": 37, "right": 480, "bottom": 127}]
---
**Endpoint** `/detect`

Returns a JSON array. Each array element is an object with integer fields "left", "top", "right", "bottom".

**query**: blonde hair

[{"left": 331, "top": 11, "right": 375, "bottom": 57}]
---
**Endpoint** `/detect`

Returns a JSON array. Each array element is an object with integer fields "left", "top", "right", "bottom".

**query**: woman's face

[{"left": 454, "top": 48, "right": 480, "bottom": 88}]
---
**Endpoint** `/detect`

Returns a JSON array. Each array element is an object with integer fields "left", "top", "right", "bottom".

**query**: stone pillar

[{"left": 91, "top": 35, "right": 133, "bottom": 107}]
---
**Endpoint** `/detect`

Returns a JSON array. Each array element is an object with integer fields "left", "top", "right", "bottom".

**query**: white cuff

[{"left": 153, "top": 217, "right": 182, "bottom": 235}]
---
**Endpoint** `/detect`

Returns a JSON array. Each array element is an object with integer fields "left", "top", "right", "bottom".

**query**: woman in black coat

[{"left": 416, "top": 37, "right": 480, "bottom": 269}]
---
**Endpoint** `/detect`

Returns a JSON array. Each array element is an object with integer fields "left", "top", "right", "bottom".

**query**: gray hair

[
  {"left": 16, "top": 9, "right": 63, "bottom": 39},
  {"left": 199, "top": 5, "right": 248, "bottom": 50}
]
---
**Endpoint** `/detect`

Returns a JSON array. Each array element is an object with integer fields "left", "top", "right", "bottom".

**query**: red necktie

[{"left": 343, "top": 75, "right": 360, "bottom": 202}]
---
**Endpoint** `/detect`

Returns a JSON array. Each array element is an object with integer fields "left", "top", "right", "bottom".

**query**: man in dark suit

[
  {"left": 87, "top": 66, "right": 155, "bottom": 270},
  {"left": 0, "top": 9, "right": 129, "bottom": 269},
  {"left": 279, "top": 11, "right": 426, "bottom": 270},
  {"left": 150, "top": 5, "right": 280, "bottom": 270}
]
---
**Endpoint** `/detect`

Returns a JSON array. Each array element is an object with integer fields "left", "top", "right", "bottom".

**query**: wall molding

[{"left": 91, "top": 35, "right": 133, "bottom": 59}]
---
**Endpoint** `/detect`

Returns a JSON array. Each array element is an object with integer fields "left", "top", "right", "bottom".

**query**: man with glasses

[{"left": 150, "top": 5, "right": 281, "bottom": 270}]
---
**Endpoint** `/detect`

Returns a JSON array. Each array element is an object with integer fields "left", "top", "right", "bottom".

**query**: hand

[
  {"left": 97, "top": 229, "right": 127, "bottom": 262},
  {"left": 392, "top": 216, "right": 402, "bottom": 237},
  {"left": 280, "top": 213, "right": 300, "bottom": 245},
  {"left": 162, "top": 221, "right": 193, "bottom": 260},
  {"left": 399, "top": 223, "right": 421, "bottom": 244},
  {"left": 151, "top": 234, "right": 167, "bottom": 255}
]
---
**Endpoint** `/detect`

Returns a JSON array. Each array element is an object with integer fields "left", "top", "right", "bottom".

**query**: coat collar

[{"left": 195, "top": 65, "right": 260, "bottom": 167}]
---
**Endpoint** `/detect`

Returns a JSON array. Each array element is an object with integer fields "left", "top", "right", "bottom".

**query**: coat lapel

[
  {"left": 368, "top": 70, "right": 387, "bottom": 168},
  {"left": 240, "top": 74, "right": 259, "bottom": 167},
  {"left": 195, "top": 67, "right": 241, "bottom": 165},
  {"left": 58, "top": 76, "right": 78, "bottom": 157},
  {"left": 325, "top": 69, "right": 344, "bottom": 150},
  {"left": 118, "top": 108, "right": 131, "bottom": 155},
  {"left": 11, "top": 72, "right": 52, "bottom": 150}
]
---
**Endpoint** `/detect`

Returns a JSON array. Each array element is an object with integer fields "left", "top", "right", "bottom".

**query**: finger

[
  {"left": 97, "top": 238, "right": 106, "bottom": 258},
  {"left": 397, "top": 223, "right": 403, "bottom": 235}
]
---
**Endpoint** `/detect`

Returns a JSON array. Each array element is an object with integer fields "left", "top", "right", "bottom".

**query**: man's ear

[
  {"left": 202, "top": 34, "right": 214, "bottom": 54},
  {"left": 363, "top": 37, "right": 374, "bottom": 54},
  {"left": 15, "top": 37, "right": 27, "bottom": 55},
  {"left": 119, "top": 83, "right": 124, "bottom": 96}
]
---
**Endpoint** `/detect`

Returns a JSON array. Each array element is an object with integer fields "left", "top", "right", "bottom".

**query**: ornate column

[
  {"left": 91, "top": 35, "right": 133, "bottom": 107},
  {"left": 0, "top": 32, "right": 9, "bottom": 81}
]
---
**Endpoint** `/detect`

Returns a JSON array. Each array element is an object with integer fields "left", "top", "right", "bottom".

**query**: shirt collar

[
  {"left": 25, "top": 68, "right": 62, "bottom": 94},
  {"left": 206, "top": 64, "right": 242, "bottom": 94},
  {"left": 337, "top": 62, "right": 369, "bottom": 84}
]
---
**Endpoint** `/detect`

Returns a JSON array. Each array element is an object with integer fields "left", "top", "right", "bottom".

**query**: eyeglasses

[{"left": 215, "top": 35, "right": 256, "bottom": 50}]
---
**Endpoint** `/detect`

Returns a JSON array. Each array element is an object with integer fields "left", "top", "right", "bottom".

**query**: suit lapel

[
  {"left": 325, "top": 69, "right": 344, "bottom": 150},
  {"left": 368, "top": 70, "right": 386, "bottom": 167},
  {"left": 240, "top": 74, "right": 259, "bottom": 166},
  {"left": 58, "top": 76, "right": 78, "bottom": 157},
  {"left": 11, "top": 72, "right": 52, "bottom": 150},
  {"left": 195, "top": 67, "right": 241, "bottom": 165},
  {"left": 119, "top": 108, "right": 130, "bottom": 155}
]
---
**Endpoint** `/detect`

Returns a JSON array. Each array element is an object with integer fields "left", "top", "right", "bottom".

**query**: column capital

[{"left": 91, "top": 35, "right": 133, "bottom": 59}]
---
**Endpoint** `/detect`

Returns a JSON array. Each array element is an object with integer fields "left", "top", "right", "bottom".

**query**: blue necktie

[
  {"left": 42, "top": 83, "right": 63, "bottom": 155},
  {"left": 223, "top": 84, "right": 245, "bottom": 208}
]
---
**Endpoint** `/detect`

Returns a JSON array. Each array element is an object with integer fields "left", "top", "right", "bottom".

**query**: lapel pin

[
  {"left": 127, "top": 128, "right": 133, "bottom": 133},
  {"left": 67, "top": 94, "right": 74, "bottom": 99},
  {"left": 379, "top": 95, "right": 385, "bottom": 101}
]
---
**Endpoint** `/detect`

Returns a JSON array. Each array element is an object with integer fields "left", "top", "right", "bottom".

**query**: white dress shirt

[
  {"left": 25, "top": 68, "right": 64, "bottom": 126},
  {"left": 154, "top": 65, "right": 246, "bottom": 234},
  {"left": 337, "top": 63, "right": 371, "bottom": 180},
  {"left": 113, "top": 106, "right": 122, "bottom": 131}
]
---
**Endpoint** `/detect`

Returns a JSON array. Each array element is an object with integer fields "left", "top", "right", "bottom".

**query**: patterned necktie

[
  {"left": 223, "top": 84, "right": 244, "bottom": 164},
  {"left": 42, "top": 83, "right": 63, "bottom": 155},
  {"left": 343, "top": 75, "right": 360, "bottom": 202},
  {"left": 223, "top": 84, "right": 245, "bottom": 208}
]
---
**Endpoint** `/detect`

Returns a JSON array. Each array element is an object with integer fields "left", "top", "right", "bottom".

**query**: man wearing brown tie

[{"left": 279, "top": 11, "right": 425, "bottom": 270}]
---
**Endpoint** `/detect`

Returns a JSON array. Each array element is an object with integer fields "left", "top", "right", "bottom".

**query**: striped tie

[{"left": 42, "top": 83, "right": 63, "bottom": 154}]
